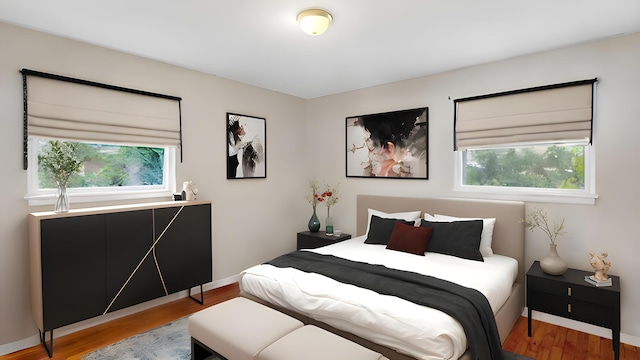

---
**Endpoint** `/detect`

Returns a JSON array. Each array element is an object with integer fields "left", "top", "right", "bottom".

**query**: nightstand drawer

[
  {"left": 528, "top": 276, "right": 619, "bottom": 307},
  {"left": 530, "top": 291, "right": 616, "bottom": 328}
]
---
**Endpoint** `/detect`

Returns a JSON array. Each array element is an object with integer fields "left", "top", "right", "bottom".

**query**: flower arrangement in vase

[
  {"left": 39, "top": 140, "right": 82, "bottom": 213},
  {"left": 316, "top": 183, "right": 339, "bottom": 235},
  {"left": 523, "top": 207, "right": 568, "bottom": 275}
]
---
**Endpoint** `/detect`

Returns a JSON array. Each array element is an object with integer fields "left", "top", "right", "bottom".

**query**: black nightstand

[
  {"left": 527, "top": 260, "right": 621, "bottom": 360},
  {"left": 296, "top": 231, "right": 351, "bottom": 250}
]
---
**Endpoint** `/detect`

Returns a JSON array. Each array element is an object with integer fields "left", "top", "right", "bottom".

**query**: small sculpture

[
  {"left": 181, "top": 181, "right": 199, "bottom": 201},
  {"left": 589, "top": 251, "right": 611, "bottom": 281}
]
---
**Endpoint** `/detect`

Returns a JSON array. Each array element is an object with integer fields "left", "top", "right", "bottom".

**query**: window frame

[
  {"left": 453, "top": 141, "right": 597, "bottom": 205},
  {"left": 25, "top": 138, "right": 177, "bottom": 206}
]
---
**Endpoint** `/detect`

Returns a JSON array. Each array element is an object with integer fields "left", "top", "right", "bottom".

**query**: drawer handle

[
  {"left": 568, "top": 287, "right": 572, "bottom": 296},
  {"left": 568, "top": 303, "right": 572, "bottom": 313}
]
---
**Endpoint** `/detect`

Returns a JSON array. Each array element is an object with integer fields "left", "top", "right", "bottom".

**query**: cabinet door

[
  {"left": 105, "top": 210, "right": 165, "bottom": 312},
  {"left": 41, "top": 215, "right": 106, "bottom": 330},
  {"left": 154, "top": 204, "right": 212, "bottom": 293}
]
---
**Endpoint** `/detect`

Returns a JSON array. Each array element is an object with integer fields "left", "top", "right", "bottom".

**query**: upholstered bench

[
  {"left": 189, "top": 297, "right": 389, "bottom": 360},
  {"left": 259, "top": 325, "right": 389, "bottom": 360},
  {"left": 188, "top": 297, "right": 303, "bottom": 360}
]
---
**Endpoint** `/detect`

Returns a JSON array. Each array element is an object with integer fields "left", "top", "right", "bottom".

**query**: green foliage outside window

[
  {"left": 37, "top": 140, "right": 165, "bottom": 189},
  {"left": 463, "top": 145, "right": 585, "bottom": 190}
]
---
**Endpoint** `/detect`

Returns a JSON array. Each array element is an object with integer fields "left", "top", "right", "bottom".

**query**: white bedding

[{"left": 240, "top": 236, "right": 518, "bottom": 360}]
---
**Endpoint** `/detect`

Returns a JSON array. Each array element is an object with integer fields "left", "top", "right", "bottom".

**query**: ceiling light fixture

[{"left": 297, "top": 9, "right": 332, "bottom": 36}]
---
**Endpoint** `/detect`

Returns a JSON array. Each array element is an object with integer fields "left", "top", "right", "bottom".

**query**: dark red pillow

[{"left": 386, "top": 222, "right": 434, "bottom": 256}]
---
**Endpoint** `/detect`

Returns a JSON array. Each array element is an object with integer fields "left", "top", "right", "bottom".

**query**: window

[
  {"left": 453, "top": 79, "right": 597, "bottom": 204},
  {"left": 26, "top": 138, "right": 176, "bottom": 205},
  {"left": 454, "top": 143, "right": 595, "bottom": 204},
  {"left": 21, "top": 69, "right": 181, "bottom": 205}
]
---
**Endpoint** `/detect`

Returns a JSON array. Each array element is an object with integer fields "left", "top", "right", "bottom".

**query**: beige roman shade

[
  {"left": 454, "top": 79, "right": 597, "bottom": 150},
  {"left": 22, "top": 69, "right": 182, "bottom": 168}
]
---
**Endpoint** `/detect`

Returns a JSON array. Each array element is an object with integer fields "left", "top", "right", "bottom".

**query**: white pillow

[
  {"left": 366, "top": 209, "right": 421, "bottom": 236},
  {"left": 422, "top": 213, "right": 496, "bottom": 257}
]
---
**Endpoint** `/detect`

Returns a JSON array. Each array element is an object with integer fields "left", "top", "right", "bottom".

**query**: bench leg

[{"left": 191, "top": 337, "right": 227, "bottom": 360}]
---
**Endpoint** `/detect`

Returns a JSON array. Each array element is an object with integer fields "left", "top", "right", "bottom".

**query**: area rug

[
  {"left": 83, "top": 316, "right": 532, "bottom": 360},
  {"left": 82, "top": 316, "right": 197, "bottom": 360}
]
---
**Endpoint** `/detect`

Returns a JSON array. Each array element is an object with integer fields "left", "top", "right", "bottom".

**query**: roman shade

[
  {"left": 21, "top": 69, "right": 182, "bottom": 169},
  {"left": 454, "top": 79, "right": 597, "bottom": 151}
]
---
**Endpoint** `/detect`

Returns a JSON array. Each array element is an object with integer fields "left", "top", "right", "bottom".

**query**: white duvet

[{"left": 240, "top": 236, "right": 518, "bottom": 360}]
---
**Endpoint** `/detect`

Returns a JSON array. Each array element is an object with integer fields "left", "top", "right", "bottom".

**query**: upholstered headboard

[{"left": 356, "top": 195, "right": 525, "bottom": 285}]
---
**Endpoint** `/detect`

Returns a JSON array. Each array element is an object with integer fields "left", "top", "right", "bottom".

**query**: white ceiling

[{"left": 1, "top": 0, "right": 639, "bottom": 99}]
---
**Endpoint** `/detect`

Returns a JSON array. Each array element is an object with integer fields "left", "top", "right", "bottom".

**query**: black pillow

[
  {"left": 364, "top": 215, "right": 414, "bottom": 245},
  {"left": 420, "top": 219, "right": 484, "bottom": 261}
]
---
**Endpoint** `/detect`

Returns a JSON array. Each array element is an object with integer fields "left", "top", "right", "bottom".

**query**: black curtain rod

[
  {"left": 453, "top": 78, "right": 598, "bottom": 103},
  {"left": 20, "top": 68, "right": 182, "bottom": 101}
]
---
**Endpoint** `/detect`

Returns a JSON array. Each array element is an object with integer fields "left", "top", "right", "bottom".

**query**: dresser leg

[
  {"left": 189, "top": 284, "right": 204, "bottom": 304},
  {"left": 527, "top": 308, "right": 532, "bottom": 337},
  {"left": 39, "top": 329, "right": 53, "bottom": 358}
]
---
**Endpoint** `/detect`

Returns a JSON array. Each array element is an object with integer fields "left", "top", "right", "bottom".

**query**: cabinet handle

[
  {"left": 567, "top": 287, "right": 572, "bottom": 296},
  {"left": 568, "top": 303, "right": 572, "bottom": 313}
]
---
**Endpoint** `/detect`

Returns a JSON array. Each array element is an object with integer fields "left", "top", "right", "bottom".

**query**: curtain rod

[
  {"left": 20, "top": 68, "right": 182, "bottom": 101},
  {"left": 453, "top": 78, "right": 598, "bottom": 103}
]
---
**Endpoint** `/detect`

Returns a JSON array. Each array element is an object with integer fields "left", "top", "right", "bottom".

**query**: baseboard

[
  {"left": 524, "top": 308, "right": 640, "bottom": 348},
  {"left": 0, "top": 276, "right": 241, "bottom": 356}
]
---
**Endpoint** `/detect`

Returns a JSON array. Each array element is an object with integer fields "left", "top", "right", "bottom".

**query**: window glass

[
  {"left": 27, "top": 138, "right": 175, "bottom": 204},
  {"left": 36, "top": 139, "right": 166, "bottom": 189},
  {"left": 462, "top": 143, "right": 586, "bottom": 190}
]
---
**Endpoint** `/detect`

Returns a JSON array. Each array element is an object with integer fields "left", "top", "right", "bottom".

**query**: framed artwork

[
  {"left": 227, "top": 112, "right": 266, "bottom": 179},
  {"left": 346, "top": 107, "right": 428, "bottom": 179}
]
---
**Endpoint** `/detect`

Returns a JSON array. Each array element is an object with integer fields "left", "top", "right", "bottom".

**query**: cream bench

[{"left": 189, "top": 297, "right": 388, "bottom": 360}]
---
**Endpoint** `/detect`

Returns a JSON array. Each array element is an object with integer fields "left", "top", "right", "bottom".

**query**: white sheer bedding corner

[{"left": 240, "top": 236, "right": 518, "bottom": 360}]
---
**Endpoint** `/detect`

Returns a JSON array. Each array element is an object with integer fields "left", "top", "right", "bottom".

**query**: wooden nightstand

[
  {"left": 527, "top": 260, "right": 621, "bottom": 360},
  {"left": 296, "top": 231, "right": 351, "bottom": 250}
]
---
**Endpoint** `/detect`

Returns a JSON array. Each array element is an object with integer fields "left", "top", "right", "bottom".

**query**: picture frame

[
  {"left": 227, "top": 112, "right": 266, "bottom": 179},
  {"left": 346, "top": 107, "right": 428, "bottom": 179}
]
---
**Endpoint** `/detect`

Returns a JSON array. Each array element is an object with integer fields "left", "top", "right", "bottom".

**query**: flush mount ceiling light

[{"left": 297, "top": 9, "right": 333, "bottom": 36}]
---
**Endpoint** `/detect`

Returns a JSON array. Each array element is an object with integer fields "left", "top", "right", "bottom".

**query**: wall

[
  {"left": 305, "top": 32, "right": 640, "bottom": 343},
  {"left": 0, "top": 22, "right": 309, "bottom": 352},
  {"left": 1, "top": 20, "right": 639, "bottom": 353}
]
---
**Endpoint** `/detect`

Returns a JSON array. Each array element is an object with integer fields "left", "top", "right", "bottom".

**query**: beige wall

[
  {"left": 1, "top": 20, "right": 640, "bottom": 353},
  {"left": 305, "top": 32, "right": 640, "bottom": 344},
  {"left": 0, "top": 22, "right": 308, "bottom": 351}
]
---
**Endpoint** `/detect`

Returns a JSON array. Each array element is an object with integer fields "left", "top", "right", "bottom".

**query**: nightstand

[
  {"left": 296, "top": 231, "right": 351, "bottom": 250},
  {"left": 527, "top": 260, "right": 621, "bottom": 360}
]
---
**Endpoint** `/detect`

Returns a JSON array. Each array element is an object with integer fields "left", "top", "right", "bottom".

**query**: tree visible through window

[
  {"left": 462, "top": 144, "right": 585, "bottom": 190},
  {"left": 36, "top": 139, "right": 165, "bottom": 190}
]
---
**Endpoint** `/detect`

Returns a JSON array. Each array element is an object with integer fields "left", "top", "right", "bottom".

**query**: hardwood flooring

[{"left": 1, "top": 282, "right": 637, "bottom": 360}]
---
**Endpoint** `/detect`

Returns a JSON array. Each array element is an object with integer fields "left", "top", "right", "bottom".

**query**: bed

[{"left": 240, "top": 195, "right": 525, "bottom": 360}]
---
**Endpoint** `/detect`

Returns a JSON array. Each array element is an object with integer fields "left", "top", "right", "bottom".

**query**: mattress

[{"left": 240, "top": 236, "right": 518, "bottom": 360}]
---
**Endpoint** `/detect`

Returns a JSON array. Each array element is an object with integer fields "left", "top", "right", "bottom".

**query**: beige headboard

[{"left": 357, "top": 195, "right": 525, "bottom": 285}]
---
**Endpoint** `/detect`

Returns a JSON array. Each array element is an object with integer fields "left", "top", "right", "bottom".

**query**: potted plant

[{"left": 39, "top": 140, "right": 82, "bottom": 212}]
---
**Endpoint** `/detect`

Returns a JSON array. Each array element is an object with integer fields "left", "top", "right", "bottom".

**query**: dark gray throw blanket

[{"left": 267, "top": 251, "right": 504, "bottom": 360}]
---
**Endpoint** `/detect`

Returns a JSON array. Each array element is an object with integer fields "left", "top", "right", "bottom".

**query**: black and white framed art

[{"left": 227, "top": 112, "right": 266, "bottom": 179}]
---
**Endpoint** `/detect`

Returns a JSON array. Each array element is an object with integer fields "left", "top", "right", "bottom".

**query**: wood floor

[{"left": 1, "top": 282, "right": 637, "bottom": 360}]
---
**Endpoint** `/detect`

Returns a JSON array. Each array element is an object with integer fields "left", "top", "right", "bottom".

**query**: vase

[
  {"left": 540, "top": 243, "right": 568, "bottom": 275},
  {"left": 308, "top": 206, "right": 320, "bottom": 232},
  {"left": 54, "top": 181, "right": 69, "bottom": 213},
  {"left": 325, "top": 208, "right": 334, "bottom": 236}
]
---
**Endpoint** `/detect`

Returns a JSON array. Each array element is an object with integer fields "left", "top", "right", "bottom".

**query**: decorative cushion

[
  {"left": 364, "top": 215, "right": 414, "bottom": 245},
  {"left": 420, "top": 219, "right": 484, "bottom": 261},
  {"left": 258, "top": 325, "right": 389, "bottom": 360},
  {"left": 386, "top": 222, "right": 433, "bottom": 256},
  {"left": 365, "top": 208, "right": 421, "bottom": 236},
  {"left": 433, "top": 214, "right": 496, "bottom": 257}
]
